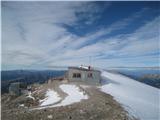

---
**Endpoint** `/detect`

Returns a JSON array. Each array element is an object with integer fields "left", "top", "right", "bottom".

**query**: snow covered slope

[{"left": 100, "top": 71, "right": 160, "bottom": 120}]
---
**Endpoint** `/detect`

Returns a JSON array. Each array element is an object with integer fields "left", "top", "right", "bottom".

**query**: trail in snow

[{"left": 100, "top": 70, "right": 160, "bottom": 120}]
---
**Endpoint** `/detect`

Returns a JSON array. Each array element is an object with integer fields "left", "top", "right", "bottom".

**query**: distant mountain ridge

[
  {"left": 115, "top": 69, "right": 160, "bottom": 88},
  {"left": 1, "top": 70, "right": 66, "bottom": 93}
]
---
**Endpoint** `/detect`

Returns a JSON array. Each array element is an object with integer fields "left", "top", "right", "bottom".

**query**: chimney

[{"left": 88, "top": 66, "right": 91, "bottom": 70}]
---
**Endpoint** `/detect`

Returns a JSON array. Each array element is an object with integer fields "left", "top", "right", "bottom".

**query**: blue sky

[{"left": 2, "top": 1, "right": 160, "bottom": 70}]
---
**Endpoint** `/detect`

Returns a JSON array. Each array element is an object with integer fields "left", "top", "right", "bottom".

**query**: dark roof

[{"left": 68, "top": 67, "right": 101, "bottom": 72}]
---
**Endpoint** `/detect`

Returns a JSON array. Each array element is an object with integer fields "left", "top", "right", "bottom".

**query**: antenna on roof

[{"left": 89, "top": 56, "right": 92, "bottom": 66}]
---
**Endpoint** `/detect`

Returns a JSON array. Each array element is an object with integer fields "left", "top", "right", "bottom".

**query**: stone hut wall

[{"left": 67, "top": 68, "right": 101, "bottom": 84}]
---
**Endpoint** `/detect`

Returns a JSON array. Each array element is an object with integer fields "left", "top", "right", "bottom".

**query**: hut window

[
  {"left": 77, "top": 73, "right": 81, "bottom": 78},
  {"left": 73, "top": 73, "right": 81, "bottom": 78},
  {"left": 88, "top": 73, "right": 93, "bottom": 78},
  {"left": 73, "top": 73, "right": 76, "bottom": 78}
]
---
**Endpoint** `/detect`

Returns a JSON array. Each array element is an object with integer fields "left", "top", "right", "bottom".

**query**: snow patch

[
  {"left": 100, "top": 71, "right": 160, "bottom": 120},
  {"left": 34, "top": 84, "right": 88, "bottom": 110},
  {"left": 27, "top": 91, "right": 35, "bottom": 100},
  {"left": 40, "top": 89, "right": 61, "bottom": 106},
  {"left": 47, "top": 115, "right": 53, "bottom": 119},
  {"left": 54, "top": 84, "right": 88, "bottom": 106},
  {"left": 19, "top": 104, "right": 24, "bottom": 107}
]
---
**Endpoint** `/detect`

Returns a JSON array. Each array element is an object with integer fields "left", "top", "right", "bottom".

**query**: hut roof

[{"left": 68, "top": 66, "right": 100, "bottom": 72}]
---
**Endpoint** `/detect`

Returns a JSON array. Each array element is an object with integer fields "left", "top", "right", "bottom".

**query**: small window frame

[
  {"left": 88, "top": 73, "right": 93, "bottom": 78},
  {"left": 72, "top": 73, "right": 81, "bottom": 78}
]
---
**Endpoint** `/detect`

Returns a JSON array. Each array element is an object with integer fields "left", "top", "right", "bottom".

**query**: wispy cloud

[
  {"left": 46, "top": 15, "right": 160, "bottom": 68},
  {"left": 2, "top": 2, "right": 160, "bottom": 70}
]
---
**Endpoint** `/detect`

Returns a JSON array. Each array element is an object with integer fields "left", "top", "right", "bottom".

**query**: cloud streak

[{"left": 2, "top": 1, "right": 160, "bottom": 70}]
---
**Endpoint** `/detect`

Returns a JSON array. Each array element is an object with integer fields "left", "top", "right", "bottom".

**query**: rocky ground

[{"left": 1, "top": 80, "right": 137, "bottom": 120}]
